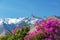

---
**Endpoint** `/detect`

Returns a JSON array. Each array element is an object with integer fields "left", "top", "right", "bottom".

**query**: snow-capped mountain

[{"left": 0, "top": 17, "right": 39, "bottom": 36}]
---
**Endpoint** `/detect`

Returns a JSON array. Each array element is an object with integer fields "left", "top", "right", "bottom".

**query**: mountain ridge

[{"left": 0, "top": 17, "right": 39, "bottom": 36}]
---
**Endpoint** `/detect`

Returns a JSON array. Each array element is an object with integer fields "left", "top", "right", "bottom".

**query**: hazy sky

[{"left": 0, "top": 0, "right": 60, "bottom": 18}]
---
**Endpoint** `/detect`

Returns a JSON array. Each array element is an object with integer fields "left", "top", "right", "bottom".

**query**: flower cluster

[
  {"left": 11, "top": 25, "right": 22, "bottom": 34},
  {"left": 24, "top": 32, "right": 36, "bottom": 40},
  {"left": 0, "top": 24, "right": 30, "bottom": 40},
  {"left": 38, "top": 19, "right": 60, "bottom": 40},
  {"left": 24, "top": 18, "right": 60, "bottom": 40}
]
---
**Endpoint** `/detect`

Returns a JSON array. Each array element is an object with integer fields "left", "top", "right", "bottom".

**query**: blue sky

[{"left": 0, "top": 0, "right": 60, "bottom": 18}]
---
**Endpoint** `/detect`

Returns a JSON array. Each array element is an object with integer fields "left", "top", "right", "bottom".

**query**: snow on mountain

[
  {"left": 0, "top": 19, "right": 8, "bottom": 36},
  {"left": 4, "top": 17, "right": 26, "bottom": 24},
  {"left": 0, "top": 17, "right": 39, "bottom": 36}
]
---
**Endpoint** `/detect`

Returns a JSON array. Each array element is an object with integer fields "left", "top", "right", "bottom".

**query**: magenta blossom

[
  {"left": 11, "top": 29, "right": 16, "bottom": 34},
  {"left": 36, "top": 26, "right": 40, "bottom": 30},
  {"left": 40, "top": 19, "right": 46, "bottom": 23},
  {"left": 24, "top": 35, "right": 30, "bottom": 40},
  {"left": 36, "top": 21, "right": 39, "bottom": 26},
  {"left": 36, "top": 29, "right": 42, "bottom": 34},
  {"left": 24, "top": 32, "right": 35, "bottom": 40},
  {"left": 24, "top": 18, "right": 60, "bottom": 40},
  {"left": 29, "top": 32, "right": 35, "bottom": 36}
]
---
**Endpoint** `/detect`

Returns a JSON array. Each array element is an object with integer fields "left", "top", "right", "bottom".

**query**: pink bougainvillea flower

[
  {"left": 36, "top": 28, "right": 42, "bottom": 34},
  {"left": 47, "top": 38, "right": 51, "bottom": 40},
  {"left": 24, "top": 32, "right": 36, "bottom": 40},
  {"left": 44, "top": 38, "right": 48, "bottom": 40},
  {"left": 41, "top": 23, "right": 48, "bottom": 28},
  {"left": 36, "top": 21, "right": 39, "bottom": 26},
  {"left": 36, "top": 26, "right": 40, "bottom": 30},
  {"left": 11, "top": 29, "right": 16, "bottom": 34},
  {"left": 49, "top": 35, "right": 52, "bottom": 38},
  {"left": 45, "top": 27, "right": 53, "bottom": 33},
  {"left": 49, "top": 27, "right": 53, "bottom": 32},
  {"left": 29, "top": 32, "right": 35, "bottom": 36},
  {"left": 24, "top": 18, "right": 60, "bottom": 40},
  {"left": 46, "top": 20, "right": 51, "bottom": 25},
  {"left": 47, "top": 19, "right": 58, "bottom": 26},
  {"left": 54, "top": 34, "right": 58, "bottom": 39},
  {"left": 57, "top": 21, "right": 60, "bottom": 26},
  {"left": 40, "top": 19, "right": 46, "bottom": 23},
  {"left": 37, "top": 30, "right": 41, "bottom": 34},
  {"left": 45, "top": 28, "right": 49, "bottom": 32},
  {"left": 24, "top": 35, "right": 30, "bottom": 40}
]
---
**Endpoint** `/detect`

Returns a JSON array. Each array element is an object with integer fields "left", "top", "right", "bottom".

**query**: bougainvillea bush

[
  {"left": 0, "top": 24, "right": 30, "bottom": 40},
  {"left": 24, "top": 18, "right": 60, "bottom": 40}
]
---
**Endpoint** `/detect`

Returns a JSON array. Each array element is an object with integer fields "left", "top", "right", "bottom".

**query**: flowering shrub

[
  {"left": 0, "top": 17, "right": 60, "bottom": 40},
  {"left": 0, "top": 24, "right": 30, "bottom": 40},
  {"left": 24, "top": 18, "right": 60, "bottom": 40}
]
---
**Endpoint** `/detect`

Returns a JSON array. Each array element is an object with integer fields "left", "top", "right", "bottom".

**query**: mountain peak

[{"left": 0, "top": 17, "right": 39, "bottom": 36}]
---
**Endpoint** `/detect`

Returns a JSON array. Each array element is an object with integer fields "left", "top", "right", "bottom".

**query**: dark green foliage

[{"left": 0, "top": 24, "right": 30, "bottom": 40}]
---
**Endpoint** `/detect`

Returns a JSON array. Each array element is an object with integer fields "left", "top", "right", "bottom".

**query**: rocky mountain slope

[{"left": 0, "top": 17, "right": 39, "bottom": 36}]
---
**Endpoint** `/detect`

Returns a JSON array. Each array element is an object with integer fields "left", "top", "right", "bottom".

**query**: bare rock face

[
  {"left": 47, "top": 16, "right": 60, "bottom": 20},
  {"left": 29, "top": 16, "right": 60, "bottom": 33},
  {"left": 29, "top": 26, "right": 36, "bottom": 33}
]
